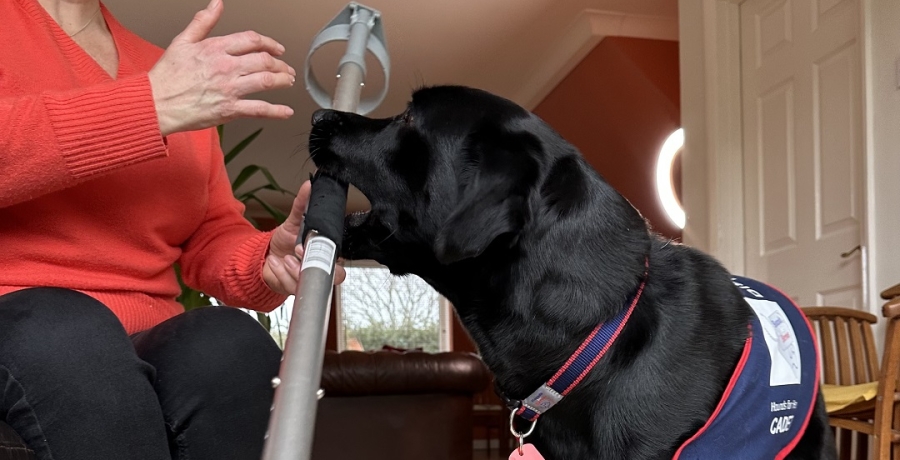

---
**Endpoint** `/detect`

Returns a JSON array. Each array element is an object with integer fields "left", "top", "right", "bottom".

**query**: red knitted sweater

[{"left": 0, "top": 0, "right": 288, "bottom": 334}]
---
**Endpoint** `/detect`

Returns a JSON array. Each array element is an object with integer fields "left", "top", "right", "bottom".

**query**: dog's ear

[{"left": 433, "top": 127, "right": 540, "bottom": 265}]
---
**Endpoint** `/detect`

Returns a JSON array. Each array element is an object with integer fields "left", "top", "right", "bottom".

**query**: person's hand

[
  {"left": 264, "top": 181, "right": 347, "bottom": 295},
  {"left": 148, "top": 0, "right": 296, "bottom": 137}
]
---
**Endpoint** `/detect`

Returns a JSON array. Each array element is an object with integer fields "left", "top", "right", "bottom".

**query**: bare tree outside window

[
  {"left": 339, "top": 266, "right": 441, "bottom": 352},
  {"left": 230, "top": 265, "right": 447, "bottom": 351}
]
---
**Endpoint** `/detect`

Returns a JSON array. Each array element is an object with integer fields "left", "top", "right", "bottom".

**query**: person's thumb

[
  {"left": 284, "top": 181, "right": 312, "bottom": 232},
  {"left": 174, "top": 0, "right": 223, "bottom": 45}
]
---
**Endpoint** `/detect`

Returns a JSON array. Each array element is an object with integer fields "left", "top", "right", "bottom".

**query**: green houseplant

[{"left": 176, "top": 124, "right": 294, "bottom": 332}]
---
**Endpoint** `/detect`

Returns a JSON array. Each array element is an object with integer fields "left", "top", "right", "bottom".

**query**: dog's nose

[{"left": 311, "top": 109, "right": 336, "bottom": 125}]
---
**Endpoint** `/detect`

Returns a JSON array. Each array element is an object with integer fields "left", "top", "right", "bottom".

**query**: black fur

[{"left": 308, "top": 86, "right": 837, "bottom": 459}]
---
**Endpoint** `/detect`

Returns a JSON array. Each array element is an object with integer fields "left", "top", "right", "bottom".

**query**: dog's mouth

[
  {"left": 342, "top": 183, "right": 374, "bottom": 231},
  {"left": 308, "top": 127, "right": 378, "bottom": 240},
  {"left": 339, "top": 183, "right": 384, "bottom": 260},
  {"left": 345, "top": 209, "right": 369, "bottom": 228}
]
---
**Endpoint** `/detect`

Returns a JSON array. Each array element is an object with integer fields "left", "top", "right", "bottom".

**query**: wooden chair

[
  {"left": 803, "top": 285, "right": 900, "bottom": 460},
  {"left": 871, "top": 295, "right": 900, "bottom": 459},
  {"left": 803, "top": 306, "right": 880, "bottom": 459},
  {"left": 0, "top": 421, "right": 35, "bottom": 460}
]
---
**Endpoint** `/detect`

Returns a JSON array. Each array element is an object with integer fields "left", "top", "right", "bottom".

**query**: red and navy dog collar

[{"left": 507, "top": 260, "right": 649, "bottom": 423}]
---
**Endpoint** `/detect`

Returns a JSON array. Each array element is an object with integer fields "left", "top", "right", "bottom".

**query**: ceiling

[{"left": 103, "top": 0, "right": 678, "bottom": 215}]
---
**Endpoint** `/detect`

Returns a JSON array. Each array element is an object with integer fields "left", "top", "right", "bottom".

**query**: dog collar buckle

[{"left": 495, "top": 381, "right": 523, "bottom": 412}]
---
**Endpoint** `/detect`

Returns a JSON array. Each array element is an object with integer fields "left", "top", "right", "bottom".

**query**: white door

[{"left": 740, "top": 0, "right": 865, "bottom": 308}]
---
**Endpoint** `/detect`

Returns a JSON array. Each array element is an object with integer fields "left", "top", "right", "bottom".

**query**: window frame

[{"left": 334, "top": 259, "right": 453, "bottom": 352}]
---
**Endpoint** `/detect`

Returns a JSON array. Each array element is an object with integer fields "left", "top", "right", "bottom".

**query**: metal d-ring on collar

[{"left": 510, "top": 408, "right": 537, "bottom": 455}]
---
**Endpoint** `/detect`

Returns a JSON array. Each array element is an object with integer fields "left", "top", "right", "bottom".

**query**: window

[
  {"left": 335, "top": 261, "right": 452, "bottom": 352},
  {"left": 230, "top": 262, "right": 452, "bottom": 352}
]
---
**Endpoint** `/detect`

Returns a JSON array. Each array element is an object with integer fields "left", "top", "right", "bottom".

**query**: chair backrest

[
  {"left": 882, "top": 283, "right": 900, "bottom": 302},
  {"left": 802, "top": 307, "right": 880, "bottom": 385},
  {"left": 871, "top": 297, "right": 900, "bottom": 457},
  {"left": 879, "top": 298, "right": 900, "bottom": 390}
]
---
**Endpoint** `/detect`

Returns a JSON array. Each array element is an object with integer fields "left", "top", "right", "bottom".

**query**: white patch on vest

[{"left": 744, "top": 298, "right": 802, "bottom": 386}]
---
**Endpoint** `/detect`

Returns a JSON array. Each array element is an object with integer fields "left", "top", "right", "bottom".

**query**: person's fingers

[
  {"left": 279, "top": 255, "right": 301, "bottom": 293},
  {"left": 232, "top": 72, "right": 295, "bottom": 98},
  {"left": 283, "top": 255, "right": 301, "bottom": 279},
  {"left": 333, "top": 264, "right": 347, "bottom": 285},
  {"left": 229, "top": 99, "right": 294, "bottom": 120},
  {"left": 223, "top": 31, "right": 286, "bottom": 57},
  {"left": 263, "top": 255, "right": 285, "bottom": 292},
  {"left": 265, "top": 254, "right": 297, "bottom": 295},
  {"left": 297, "top": 180, "right": 311, "bottom": 204},
  {"left": 234, "top": 52, "right": 295, "bottom": 76},
  {"left": 174, "top": 0, "right": 223, "bottom": 45}
]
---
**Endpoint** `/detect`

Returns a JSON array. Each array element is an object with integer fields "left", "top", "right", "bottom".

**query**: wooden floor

[
  {"left": 473, "top": 449, "right": 490, "bottom": 460},
  {"left": 473, "top": 448, "right": 505, "bottom": 459}
]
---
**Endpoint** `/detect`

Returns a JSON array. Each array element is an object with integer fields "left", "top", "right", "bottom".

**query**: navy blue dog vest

[{"left": 673, "top": 276, "right": 819, "bottom": 459}]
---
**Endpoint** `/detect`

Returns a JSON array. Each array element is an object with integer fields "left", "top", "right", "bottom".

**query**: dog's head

[{"left": 308, "top": 85, "right": 647, "bottom": 277}]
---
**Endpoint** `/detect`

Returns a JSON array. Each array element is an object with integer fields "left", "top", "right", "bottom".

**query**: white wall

[
  {"left": 864, "top": 0, "right": 900, "bottom": 313},
  {"left": 678, "top": 0, "right": 711, "bottom": 253},
  {"left": 678, "top": 0, "right": 745, "bottom": 275}
]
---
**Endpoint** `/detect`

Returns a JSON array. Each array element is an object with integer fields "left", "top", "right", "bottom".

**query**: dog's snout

[{"left": 311, "top": 109, "right": 339, "bottom": 126}]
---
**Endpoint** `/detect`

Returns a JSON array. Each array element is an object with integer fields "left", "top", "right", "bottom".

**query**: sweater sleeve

[
  {"left": 0, "top": 73, "right": 168, "bottom": 208},
  {"left": 178, "top": 131, "right": 288, "bottom": 312}
]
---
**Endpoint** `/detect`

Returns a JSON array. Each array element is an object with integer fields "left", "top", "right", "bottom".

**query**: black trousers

[{"left": 0, "top": 287, "right": 282, "bottom": 460}]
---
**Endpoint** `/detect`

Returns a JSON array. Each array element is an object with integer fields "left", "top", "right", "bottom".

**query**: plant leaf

[
  {"left": 232, "top": 165, "right": 262, "bottom": 192},
  {"left": 225, "top": 128, "right": 263, "bottom": 165},
  {"left": 216, "top": 124, "right": 225, "bottom": 147},
  {"left": 238, "top": 184, "right": 280, "bottom": 200},
  {"left": 232, "top": 164, "right": 294, "bottom": 195},
  {"left": 257, "top": 166, "right": 292, "bottom": 194},
  {"left": 247, "top": 195, "right": 288, "bottom": 223},
  {"left": 256, "top": 312, "right": 272, "bottom": 331}
]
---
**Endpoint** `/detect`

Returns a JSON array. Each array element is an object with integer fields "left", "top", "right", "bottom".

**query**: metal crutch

[{"left": 261, "top": 4, "right": 389, "bottom": 460}]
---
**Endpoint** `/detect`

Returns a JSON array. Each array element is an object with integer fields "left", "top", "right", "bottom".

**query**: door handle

[{"left": 841, "top": 245, "right": 861, "bottom": 258}]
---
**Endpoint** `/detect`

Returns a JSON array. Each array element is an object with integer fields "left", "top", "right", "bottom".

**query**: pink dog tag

[{"left": 509, "top": 443, "right": 545, "bottom": 460}]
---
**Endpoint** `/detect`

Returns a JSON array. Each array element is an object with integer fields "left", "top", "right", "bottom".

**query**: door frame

[{"left": 678, "top": 0, "right": 877, "bottom": 312}]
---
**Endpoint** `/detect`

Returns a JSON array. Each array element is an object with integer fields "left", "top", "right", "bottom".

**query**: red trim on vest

[{"left": 672, "top": 327, "right": 754, "bottom": 460}]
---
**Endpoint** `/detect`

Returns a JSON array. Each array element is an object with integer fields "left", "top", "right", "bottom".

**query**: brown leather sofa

[
  {"left": 311, "top": 350, "right": 492, "bottom": 460},
  {"left": 0, "top": 350, "right": 490, "bottom": 460},
  {"left": 0, "top": 421, "right": 33, "bottom": 460}
]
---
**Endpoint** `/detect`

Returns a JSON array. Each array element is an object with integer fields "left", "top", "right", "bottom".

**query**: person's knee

[
  {"left": 0, "top": 287, "right": 131, "bottom": 368},
  {"left": 134, "top": 307, "right": 281, "bottom": 388}
]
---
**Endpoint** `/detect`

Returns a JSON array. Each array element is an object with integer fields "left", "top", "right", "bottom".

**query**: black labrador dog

[{"left": 308, "top": 86, "right": 837, "bottom": 460}]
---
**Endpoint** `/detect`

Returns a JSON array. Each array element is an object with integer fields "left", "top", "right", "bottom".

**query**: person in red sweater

[{"left": 0, "top": 0, "right": 346, "bottom": 458}]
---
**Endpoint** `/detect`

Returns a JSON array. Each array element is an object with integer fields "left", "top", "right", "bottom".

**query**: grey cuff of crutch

[{"left": 304, "top": 3, "right": 390, "bottom": 115}]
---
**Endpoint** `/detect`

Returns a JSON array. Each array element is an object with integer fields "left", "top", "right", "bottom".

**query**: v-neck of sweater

[{"left": 15, "top": 0, "right": 139, "bottom": 82}]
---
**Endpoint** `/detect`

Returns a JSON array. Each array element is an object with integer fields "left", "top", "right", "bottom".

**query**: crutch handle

[
  {"left": 299, "top": 172, "right": 349, "bottom": 251},
  {"left": 262, "top": 172, "right": 347, "bottom": 460}
]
